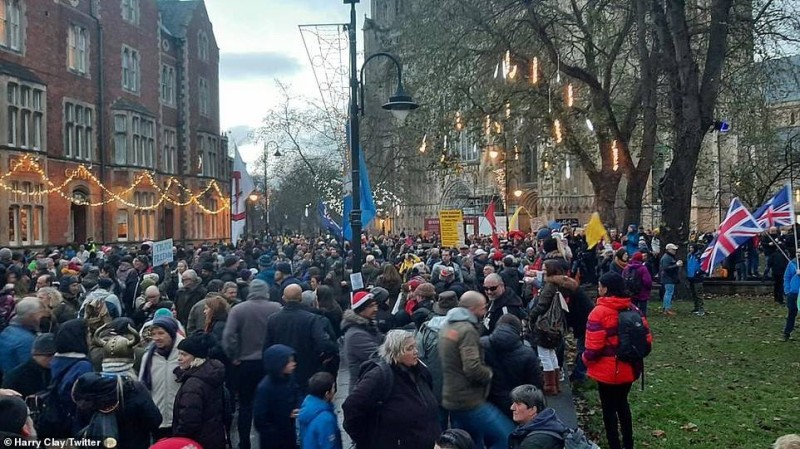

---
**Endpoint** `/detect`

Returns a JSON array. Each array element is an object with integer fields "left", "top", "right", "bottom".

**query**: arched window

[{"left": 198, "top": 31, "right": 209, "bottom": 62}]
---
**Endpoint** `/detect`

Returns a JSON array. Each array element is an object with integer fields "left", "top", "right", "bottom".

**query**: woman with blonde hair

[{"left": 343, "top": 329, "right": 440, "bottom": 449}]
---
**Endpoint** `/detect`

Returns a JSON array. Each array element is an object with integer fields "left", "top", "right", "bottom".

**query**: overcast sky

[{"left": 205, "top": 0, "right": 369, "bottom": 166}]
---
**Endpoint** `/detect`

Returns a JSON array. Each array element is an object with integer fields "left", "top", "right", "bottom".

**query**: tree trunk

[
  {"left": 589, "top": 171, "right": 622, "bottom": 228},
  {"left": 623, "top": 172, "right": 647, "bottom": 228},
  {"left": 660, "top": 133, "right": 704, "bottom": 246}
]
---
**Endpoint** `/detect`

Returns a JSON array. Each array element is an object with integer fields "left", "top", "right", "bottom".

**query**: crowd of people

[{"left": 0, "top": 222, "right": 794, "bottom": 449}]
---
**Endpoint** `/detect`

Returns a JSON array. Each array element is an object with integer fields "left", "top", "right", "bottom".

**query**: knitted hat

[
  {"left": 247, "top": 279, "right": 270, "bottom": 301},
  {"left": 474, "top": 249, "right": 487, "bottom": 256},
  {"left": 258, "top": 254, "right": 272, "bottom": 267},
  {"left": 599, "top": 272, "right": 627, "bottom": 297},
  {"left": 408, "top": 278, "right": 424, "bottom": 292},
  {"left": 542, "top": 237, "right": 558, "bottom": 253},
  {"left": 370, "top": 286, "right": 390, "bottom": 304},
  {"left": 32, "top": 333, "right": 57, "bottom": 356},
  {"left": 631, "top": 252, "right": 644, "bottom": 262},
  {"left": 351, "top": 291, "right": 375, "bottom": 311},
  {"left": 276, "top": 262, "right": 292, "bottom": 275},
  {"left": 151, "top": 316, "right": 179, "bottom": 341},
  {"left": 536, "top": 228, "right": 551, "bottom": 240},
  {"left": 177, "top": 332, "right": 213, "bottom": 359},
  {"left": 0, "top": 395, "right": 27, "bottom": 433},
  {"left": 223, "top": 256, "right": 239, "bottom": 267},
  {"left": 97, "top": 278, "right": 115, "bottom": 290}
]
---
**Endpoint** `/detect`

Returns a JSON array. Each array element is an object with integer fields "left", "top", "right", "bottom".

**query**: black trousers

[
  {"left": 774, "top": 275, "right": 785, "bottom": 304},
  {"left": 236, "top": 360, "right": 266, "bottom": 449},
  {"left": 597, "top": 382, "right": 634, "bottom": 449}
]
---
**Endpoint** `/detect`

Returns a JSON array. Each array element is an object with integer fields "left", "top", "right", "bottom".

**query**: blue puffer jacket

[
  {"left": 50, "top": 356, "right": 93, "bottom": 434},
  {"left": 298, "top": 394, "right": 342, "bottom": 449},
  {"left": 784, "top": 260, "right": 800, "bottom": 296}
]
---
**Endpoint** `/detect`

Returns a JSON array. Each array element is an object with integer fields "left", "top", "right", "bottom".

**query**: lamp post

[
  {"left": 261, "top": 141, "right": 282, "bottom": 235},
  {"left": 345, "top": 0, "right": 418, "bottom": 274},
  {"left": 248, "top": 192, "right": 258, "bottom": 236}
]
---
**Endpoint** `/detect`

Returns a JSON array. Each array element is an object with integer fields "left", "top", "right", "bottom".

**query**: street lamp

[
  {"left": 262, "top": 141, "right": 282, "bottom": 235},
  {"left": 345, "top": 0, "right": 418, "bottom": 274}
]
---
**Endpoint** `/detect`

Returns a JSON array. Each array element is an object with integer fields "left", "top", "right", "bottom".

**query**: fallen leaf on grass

[
  {"left": 773, "top": 417, "right": 782, "bottom": 421},
  {"left": 652, "top": 430, "right": 667, "bottom": 438},
  {"left": 681, "top": 423, "right": 699, "bottom": 432}
]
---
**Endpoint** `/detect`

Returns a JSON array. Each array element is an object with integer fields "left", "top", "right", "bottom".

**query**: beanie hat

[
  {"left": 32, "top": 333, "right": 57, "bottom": 356},
  {"left": 55, "top": 318, "right": 89, "bottom": 355},
  {"left": 536, "top": 228, "right": 551, "bottom": 240},
  {"left": 0, "top": 395, "right": 27, "bottom": 433},
  {"left": 151, "top": 316, "right": 179, "bottom": 341},
  {"left": 238, "top": 269, "right": 252, "bottom": 281},
  {"left": 599, "top": 272, "right": 627, "bottom": 297},
  {"left": 434, "top": 291, "right": 459, "bottom": 315},
  {"left": 177, "top": 332, "right": 214, "bottom": 359},
  {"left": 370, "top": 286, "right": 390, "bottom": 304},
  {"left": 631, "top": 252, "right": 644, "bottom": 262},
  {"left": 276, "top": 262, "right": 292, "bottom": 275},
  {"left": 201, "top": 261, "right": 215, "bottom": 272},
  {"left": 351, "top": 291, "right": 375, "bottom": 311},
  {"left": 153, "top": 308, "right": 173, "bottom": 319},
  {"left": 247, "top": 279, "right": 270, "bottom": 300},
  {"left": 223, "top": 256, "right": 239, "bottom": 267},
  {"left": 258, "top": 254, "right": 272, "bottom": 267},
  {"left": 408, "top": 278, "right": 424, "bottom": 292}
]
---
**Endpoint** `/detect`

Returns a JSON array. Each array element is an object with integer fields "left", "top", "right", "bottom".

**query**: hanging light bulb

[
  {"left": 505, "top": 51, "right": 518, "bottom": 79},
  {"left": 586, "top": 118, "right": 594, "bottom": 132},
  {"left": 505, "top": 102, "right": 511, "bottom": 119},
  {"left": 418, "top": 134, "right": 428, "bottom": 153},
  {"left": 566, "top": 159, "right": 571, "bottom": 179},
  {"left": 531, "top": 57, "right": 539, "bottom": 85},
  {"left": 566, "top": 84, "right": 575, "bottom": 108},
  {"left": 443, "top": 135, "right": 448, "bottom": 152},
  {"left": 455, "top": 111, "right": 463, "bottom": 131},
  {"left": 485, "top": 115, "right": 491, "bottom": 136},
  {"left": 553, "top": 119, "right": 563, "bottom": 143},
  {"left": 494, "top": 121, "right": 503, "bottom": 134},
  {"left": 612, "top": 140, "right": 620, "bottom": 171}
]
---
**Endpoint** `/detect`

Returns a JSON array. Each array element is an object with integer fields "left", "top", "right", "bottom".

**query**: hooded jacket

[
  {"left": 298, "top": 394, "right": 343, "bottom": 449},
  {"left": 439, "top": 307, "right": 492, "bottom": 411},
  {"left": 138, "top": 334, "right": 184, "bottom": 428},
  {"left": 222, "top": 279, "right": 281, "bottom": 362},
  {"left": 50, "top": 319, "right": 94, "bottom": 435},
  {"left": 623, "top": 260, "right": 653, "bottom": 301},
  {"left": 416, "top": 314, "right": 448, "bottom": 401},
  {"left": 480, "top": 323, "right": 543, "bottom": 417},
  {"left": 583, "top": 296, "right": 653, "bottom": 385},
  {"left": 529, "top": 274, "right": 575, "bottom": 325},
  {"left": 508, "top": 408, "right": 569, "bottom": 449},
  {"left": 172, "top": 358, "right": 227, "bottom": 449},
  {"left": 0, "top": 318, "right": 37, "bottom": 374},
  {"left": 253, "top": 344, "right": 302, "bottom": 449},
  {"left": 341, "top": 309, "right": 383, "bottom": 392},
  {"left": 175, "top": 284, "right": 207, "bottom": 326},
  {"left": 485, "top": 287, "right": 526, "bottom": 333}
]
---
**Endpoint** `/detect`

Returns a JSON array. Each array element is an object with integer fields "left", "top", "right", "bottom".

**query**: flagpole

[{"left": 791, "top": 181, "right": 800, "bottom": 268}]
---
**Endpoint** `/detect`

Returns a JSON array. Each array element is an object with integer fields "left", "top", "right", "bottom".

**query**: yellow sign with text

[{"left": 439, "top": 209, "right": 465, "bottom": 248}]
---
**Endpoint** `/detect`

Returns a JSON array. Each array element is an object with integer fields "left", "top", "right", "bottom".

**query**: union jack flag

[
  {"left": 700, "top": 198, "right": 762, "bottom": 273},
  {"left": 752, "top": 184, "right": 795, "bottom": 229}
]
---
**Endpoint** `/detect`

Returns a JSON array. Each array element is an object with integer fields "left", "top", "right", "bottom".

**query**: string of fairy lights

[
  {"left": 422, "top": 50, "right": 622, "bottom": 175},
  {"left": 0, "top": 154, "right": 230, "bottom": 214}
]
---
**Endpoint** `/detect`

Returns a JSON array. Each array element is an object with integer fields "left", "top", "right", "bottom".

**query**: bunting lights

[
  {"left": 0, "top": 154, "right": 230, "bottom": 214},
  {"left": 419, "top": 133, "right": 428, "bottom": 153},
  {"left": 612, "top": 140, "right": 620, "bottom": 171},
  {"left": 531, "top": 57, "right": 539, "bottom": 85},
  {"left": 455, "top": 112, "right": 464, "bottom": 131},
  {"left": 566, "top": 84, "right": 575, "bottom": 108}
]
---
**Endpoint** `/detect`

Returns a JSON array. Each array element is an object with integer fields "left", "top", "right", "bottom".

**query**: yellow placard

[{"left": 439, "top": 209, "right": 464, "bottom": 248}]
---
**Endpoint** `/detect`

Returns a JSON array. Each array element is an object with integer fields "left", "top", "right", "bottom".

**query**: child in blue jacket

[
  {"left": 253, "top": 344, "right": 302, "bottom": 449},
  {"left": 298, "top": 372, "right": 342, "bottom": 449}
]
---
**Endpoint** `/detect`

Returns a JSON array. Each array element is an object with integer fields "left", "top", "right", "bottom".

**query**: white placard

[
  {"left": 152, "top": 239, "right": 174, "bottom": 266},
  {"left": 350, "top": 272, "right": 364, "bottom": 291}
]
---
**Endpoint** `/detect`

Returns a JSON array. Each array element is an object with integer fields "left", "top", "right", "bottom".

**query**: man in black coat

[
  {"left": 434, "top": 267, "right": 467, "bottom": 299},
  {"left": 480, "top": 316, "right": 543, "bottom": 419},
  {"left": 2, "top": 333, "right": 54, "bottom": 397},
  {"left": 482, "top": 273, "right": 526, "bottom": 334},
  {"left": 263, "top": 284, "right": 338, "bottom": 392},
  {"left": 174, "top": 270, "right": 207, "bottom": 327}
]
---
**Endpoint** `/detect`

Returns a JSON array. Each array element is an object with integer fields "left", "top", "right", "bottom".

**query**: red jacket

[{"left": 582, "top": 296, "right": 652, "bottom": 385}]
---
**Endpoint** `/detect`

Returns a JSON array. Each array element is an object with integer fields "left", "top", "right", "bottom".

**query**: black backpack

[
  {"left": 27, "top": 362, "right": 78, "bottom": 439},
  {"left": 616, "top": 307, "right": 651, "bottom": 363},
  {"left": 355, "top": 357, "right": 394, "bottom": 406},
  {"left": 622, "top": 266, "right": 643, "bottom": 297}
]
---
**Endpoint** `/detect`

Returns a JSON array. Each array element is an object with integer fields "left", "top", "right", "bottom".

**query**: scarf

[{"left": 140, "top": 341, "right": 175, "bottom": 390}]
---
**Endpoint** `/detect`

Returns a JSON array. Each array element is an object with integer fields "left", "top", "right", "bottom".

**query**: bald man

[
  {"left": 439, "top": 290, "right": 514, "bottom": 447},
  {"left": 263, "top": 283, "right": 338, "bottom": 392}
]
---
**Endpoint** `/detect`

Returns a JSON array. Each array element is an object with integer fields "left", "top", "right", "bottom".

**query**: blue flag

[
  {"left": 343, "top": 129, "right": 377, "bottom": 240},
  {"left": 318, "top": 201, "right": 343, "bottom": 239}
]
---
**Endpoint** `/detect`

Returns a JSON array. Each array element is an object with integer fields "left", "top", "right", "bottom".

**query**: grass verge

[{"left": 575, "top": 295, "right": 798, "bottom": 449}]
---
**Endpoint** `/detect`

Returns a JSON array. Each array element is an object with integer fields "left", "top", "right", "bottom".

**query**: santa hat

[{"left": 351, "top": 291, "right": 375, "bottom": 311}]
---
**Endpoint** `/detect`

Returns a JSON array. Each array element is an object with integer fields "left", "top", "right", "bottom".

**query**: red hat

[
  {"left": 149, "top": 437, "right": 203, "bottom": 449},
  {"left": 351, "top": 291, "right": 375, "bottom": 311},
  {"left": 492, "top": 251, "right": 504, "bottom": 261},
  {"left": 631, "top": 252, "right": 644, "bottom": 262},
  {"left": 408, "top": 278, "right": 424, "bottom": 292},
  {"left": 611, "top": 241, "right": 622, "bottom": 251}
]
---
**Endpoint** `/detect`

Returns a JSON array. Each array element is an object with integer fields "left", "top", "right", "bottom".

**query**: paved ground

[{"left": 231, "top": 343, "right": 577, "bottom": 449}]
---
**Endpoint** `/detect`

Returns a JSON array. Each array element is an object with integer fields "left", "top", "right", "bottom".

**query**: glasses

[{"left": 484, "top": 285, "right": 499, "bottom": 292}]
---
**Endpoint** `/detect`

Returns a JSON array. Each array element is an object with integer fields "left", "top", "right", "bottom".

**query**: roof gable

[{"left": 157, "top": 0, "right": 200, "bottom": 38}]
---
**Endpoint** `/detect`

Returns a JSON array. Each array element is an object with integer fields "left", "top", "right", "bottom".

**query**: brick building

[{"left": 0, "top": 0, "right": 231, "bottom": 249}]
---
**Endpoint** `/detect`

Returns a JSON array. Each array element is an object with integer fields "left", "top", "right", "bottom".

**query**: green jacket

[{"left": 438, "top": 307, "right": 492, "bottom": 410}]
